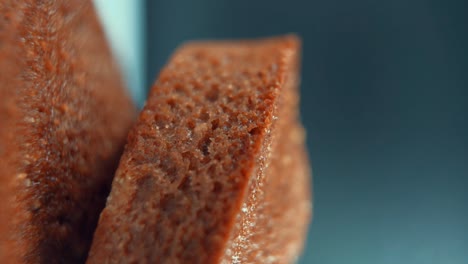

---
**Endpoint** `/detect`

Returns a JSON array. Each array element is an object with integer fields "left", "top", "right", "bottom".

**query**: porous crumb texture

[
  {"left": 87, "top": 35, "right": 311, "bottom": 264},
  {"left": 0, "top": 1, "right": 135, "bottom": 263}
]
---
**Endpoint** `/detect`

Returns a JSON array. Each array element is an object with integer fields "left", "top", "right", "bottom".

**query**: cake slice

[
  {"left": 87, "top": 35, "right": 311, "bottom": 264},
  {"left": 0, "top": 1, "right": 135, "bottom": 263}
]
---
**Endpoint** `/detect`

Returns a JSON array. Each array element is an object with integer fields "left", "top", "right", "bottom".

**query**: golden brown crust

[
  {"left": 221, "top": 42, "right": 311, "bottom": 263},
  {"left": 88, "top": 35, "right": 310, "bottom": 264},
  {"left": 0, "top": 1, "right": 135, "bottom": 263}
]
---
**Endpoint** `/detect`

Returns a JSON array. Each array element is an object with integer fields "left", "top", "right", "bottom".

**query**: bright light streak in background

[{"left": 92, "top": 0, "right": 144, "bottom": 107}]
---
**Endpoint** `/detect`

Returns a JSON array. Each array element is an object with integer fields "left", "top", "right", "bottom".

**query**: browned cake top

[
  {"left": 88, "top": 35, "right": 309, "bottom": 263},
  {"left": 0, "top": 1, "right": 134, "bottom": 263}
]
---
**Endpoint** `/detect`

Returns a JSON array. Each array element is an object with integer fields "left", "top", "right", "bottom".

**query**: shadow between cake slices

[{"left": 87, "top": 35, "right": 311, "bottom": 264}]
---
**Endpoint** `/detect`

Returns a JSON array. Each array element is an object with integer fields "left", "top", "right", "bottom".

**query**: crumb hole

[
  {"left": 206, "top": 84, "right": 219, "bottom": 102},
  {"left": 199, "top": 110, "right": 210, "bottom": 121},
  {"left": 37, "top": 106, "right": 46, "bottom": 114},
  {"left": 213, "top": 181, "right": 222, "bottom": 194},
  {"left": 249, "top": 127, "right": 261, "bottom": 136},
  {"left": 247, "top": 96, "right": 255, "bottom": 109},
  {"left": 166, "top": 98, "right": 177, "bottom": 109},
  {"left": 174, "top": 84, "right": 184, "bottom": 94},
  {"left": 177, "top": 176, "right": 190, "bottom": 191},
  {"left": 211, "top": 119, "right": 219, "bottom": 130},
  {"left": 198, "top": 136, "right": 211, "bottom": 156},
  {"left": 153, "top": 113, "right": 166, "bottom": 128},
  {"left": 57, "top": 214, "right": 70, "bottom": 226},
  {"left": 160, "top": 193, "right": 177, "bottom": 213},
  {"left": 182, "top": 152, "right": 196, "bottom": 170},
  {"left": 187, "top": 119, "right": 195, "bottom": 130}
]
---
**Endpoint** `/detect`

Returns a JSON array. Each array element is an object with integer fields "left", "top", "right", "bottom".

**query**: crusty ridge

[
  {"left": 88, "top": 35, "right": 310, "bottom": 264},
  {"left": 221, "top": 38, "right": 311, "bottom": 263}
]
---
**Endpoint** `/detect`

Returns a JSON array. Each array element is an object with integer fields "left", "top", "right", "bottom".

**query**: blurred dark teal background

[{"left": 141, "top": 0, "right": 468, "bottom": 263}]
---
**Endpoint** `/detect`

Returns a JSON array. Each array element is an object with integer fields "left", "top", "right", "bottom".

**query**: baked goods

[
  {"left": 0, "top": 0, "right": 135, "bottom": 263},
  {"left": 87, "top": 35, "right": 311, "bottom": 263}
]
